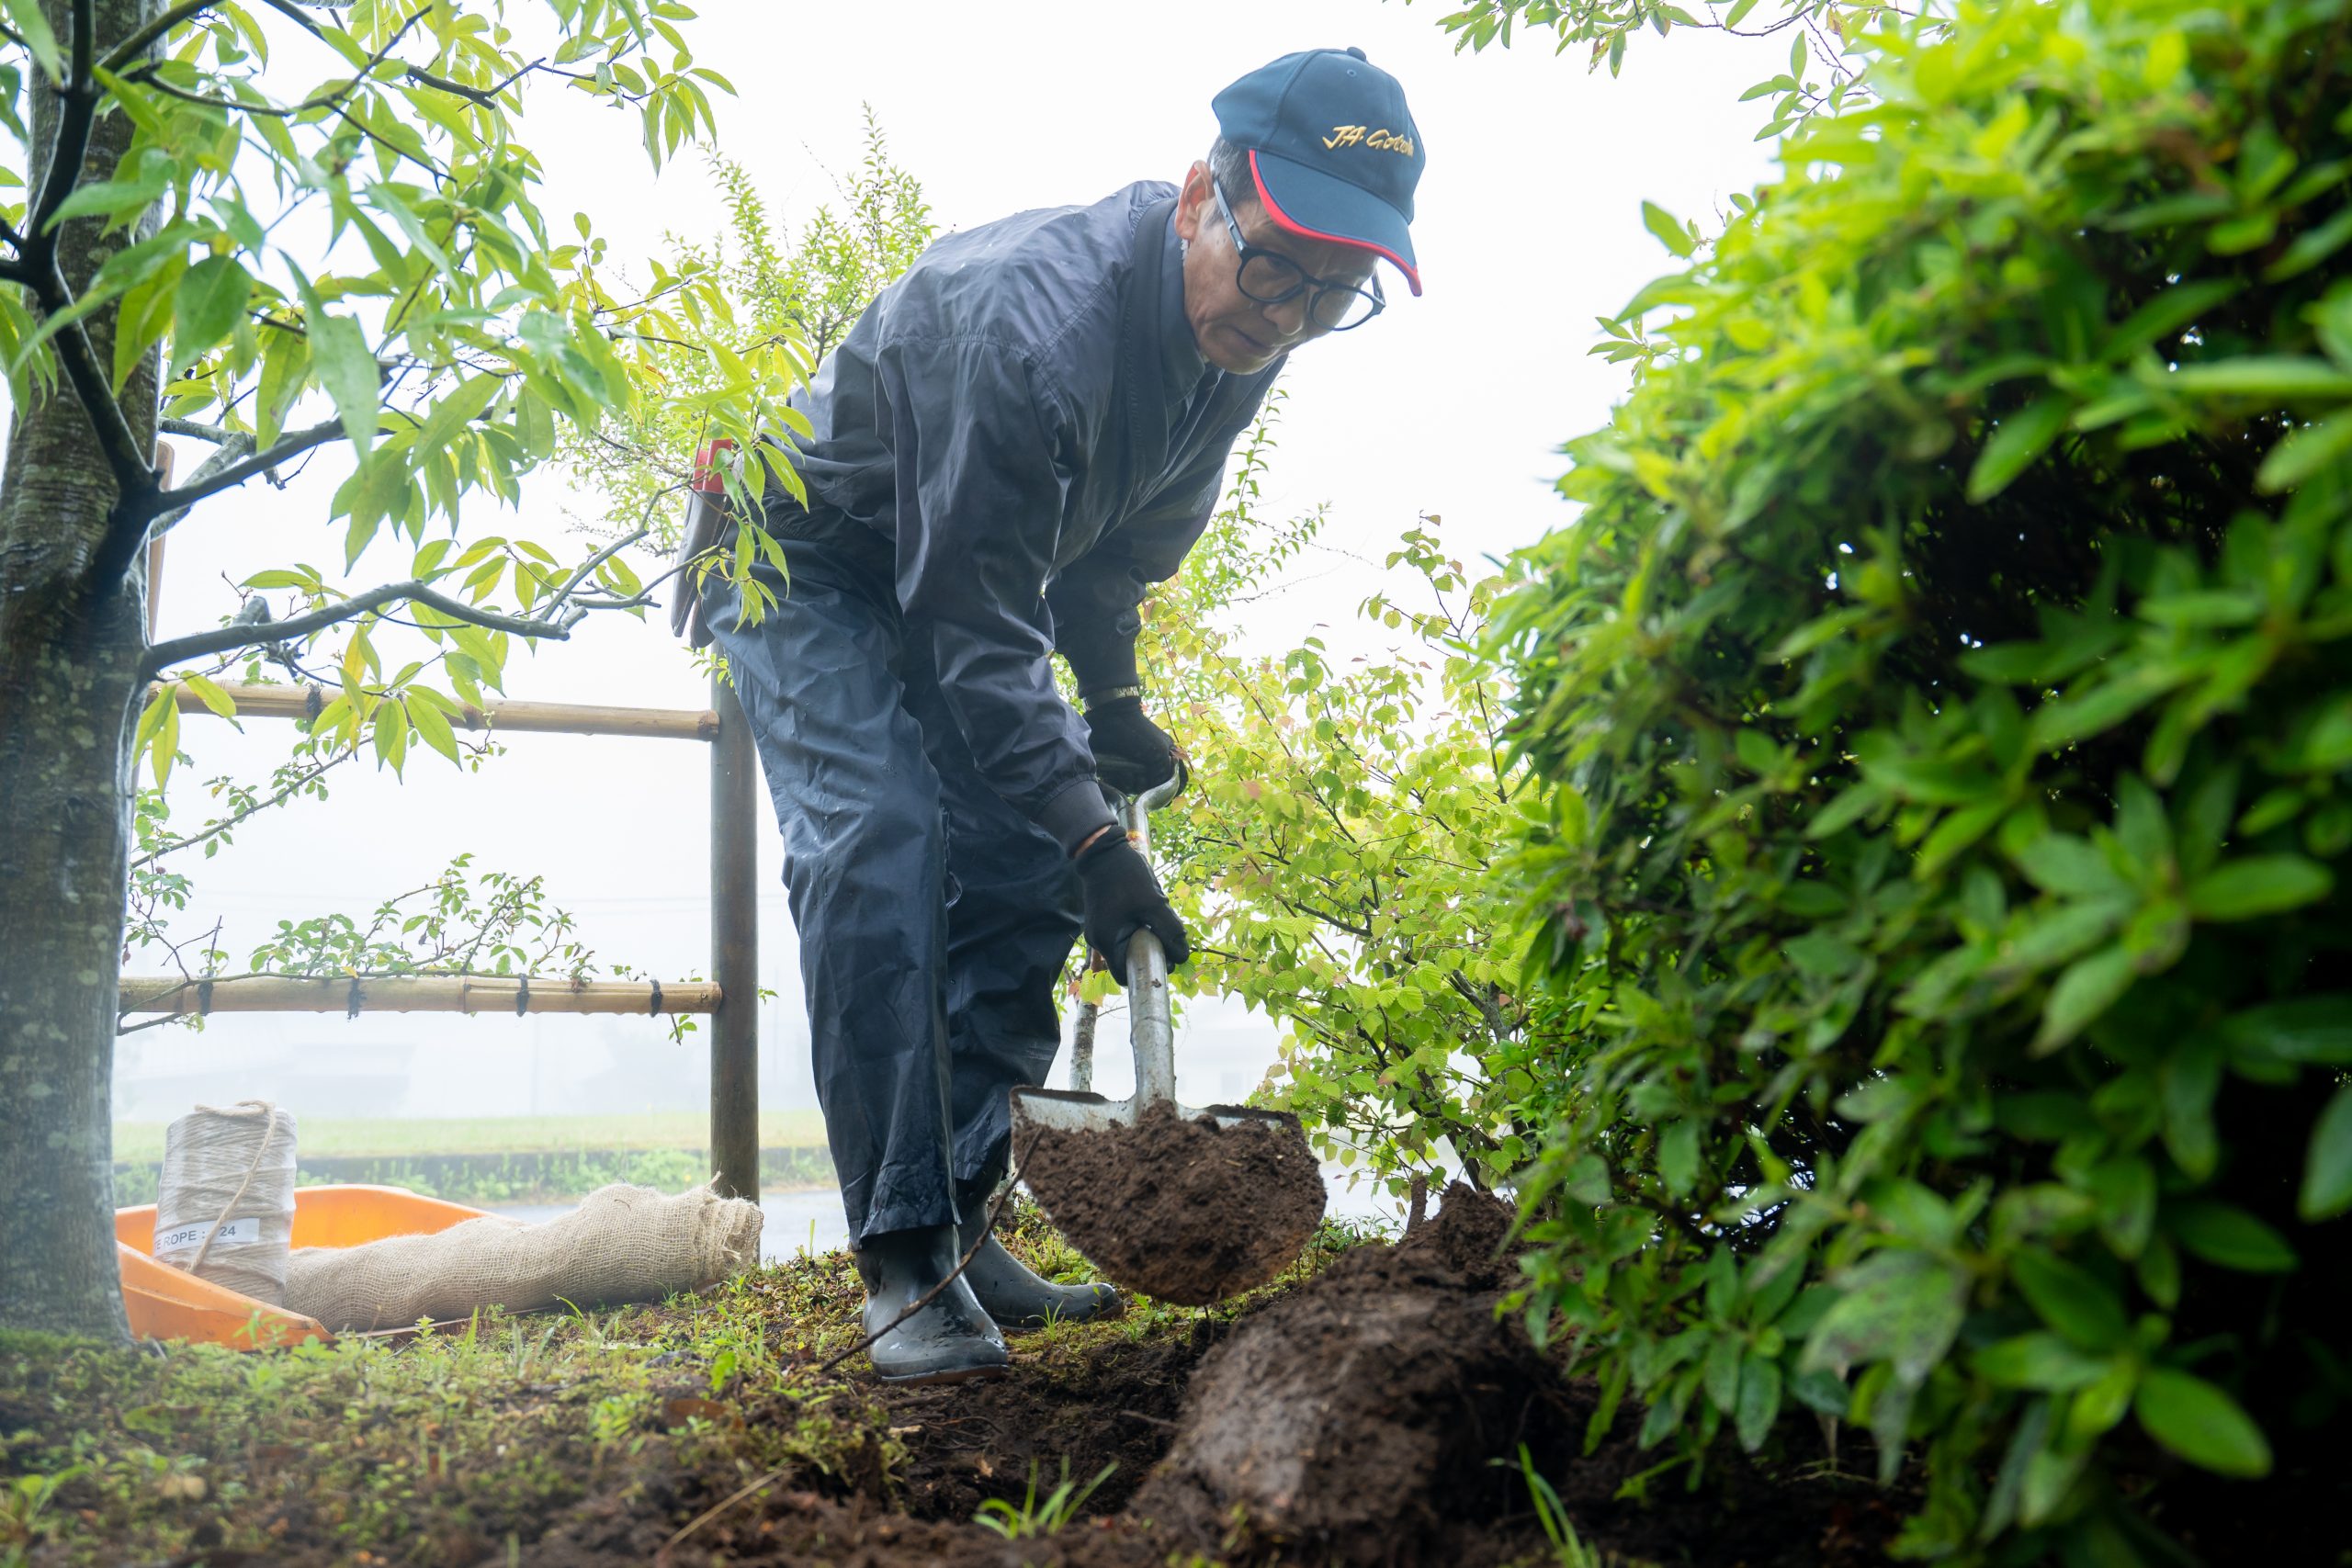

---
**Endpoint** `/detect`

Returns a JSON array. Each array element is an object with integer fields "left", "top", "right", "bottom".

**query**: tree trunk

[{"left": 0, "top": 0, "right": 162, "bottom": 1339}]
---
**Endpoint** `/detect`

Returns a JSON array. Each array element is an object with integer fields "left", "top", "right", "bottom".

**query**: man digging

[{"left": 688, "top": 51, "right": 1427, "bottom": 1384}]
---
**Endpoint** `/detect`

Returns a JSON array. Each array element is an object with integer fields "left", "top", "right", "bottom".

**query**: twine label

[{"left": 156, "top": 1216, "right": 261, "bottom": 1256}]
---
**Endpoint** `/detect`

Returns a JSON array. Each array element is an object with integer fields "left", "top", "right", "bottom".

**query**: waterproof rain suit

[{"left": 706, "top": 181, "right": 1283, "bottom": 1245}]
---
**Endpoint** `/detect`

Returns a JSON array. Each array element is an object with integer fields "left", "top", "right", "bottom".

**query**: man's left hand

[{"left": 1085, "top": 695, "right": 1180, "bottom": 795}]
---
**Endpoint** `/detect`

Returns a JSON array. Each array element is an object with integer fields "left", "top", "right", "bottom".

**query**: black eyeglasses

[{"left": 1210, "top": 177, "right": 1385, "bottom": 334}]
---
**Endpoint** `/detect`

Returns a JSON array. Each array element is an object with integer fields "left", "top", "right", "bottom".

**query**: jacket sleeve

[
  {"left": 1045, "top": 447, "right": 1226, "bottom": 695},
  {"left": 878, "top": 334, "right": 1115, "bottom": 855}
]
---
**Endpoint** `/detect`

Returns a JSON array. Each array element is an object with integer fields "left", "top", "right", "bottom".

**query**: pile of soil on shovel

[{"left": 1018, "top": 1100, "right": 1326, "bottom": 1305}]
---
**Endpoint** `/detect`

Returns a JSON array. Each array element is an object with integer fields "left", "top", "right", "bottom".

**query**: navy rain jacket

[{"left": 776, "top": 180, "right": 1284, "bottom": 856}]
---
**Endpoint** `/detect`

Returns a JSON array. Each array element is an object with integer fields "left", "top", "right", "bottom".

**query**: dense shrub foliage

[{"left": 1495, "top": 0, "right": 2352, "bottom": 1553}]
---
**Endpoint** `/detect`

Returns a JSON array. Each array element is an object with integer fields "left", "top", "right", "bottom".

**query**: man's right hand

[
  {"left": 1074, "top": 829, "right": 1189, "bottom": 986},
  {"left": 1084, "top": 694, "right": 1180, "bottom": 796}
]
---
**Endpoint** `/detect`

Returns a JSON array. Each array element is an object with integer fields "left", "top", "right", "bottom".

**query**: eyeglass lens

[{"left": 1236, "top": 253, "right": 1379, "bottom": 332}]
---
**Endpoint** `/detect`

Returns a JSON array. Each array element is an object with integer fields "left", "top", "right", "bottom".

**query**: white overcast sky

[{"left": 88, "top": 0, "right": 1790, "bottom": 1128}]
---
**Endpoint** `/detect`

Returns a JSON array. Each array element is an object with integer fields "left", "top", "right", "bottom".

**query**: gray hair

[{"left": 1207, "top": 137, "right": 1256, "bottom": 206}]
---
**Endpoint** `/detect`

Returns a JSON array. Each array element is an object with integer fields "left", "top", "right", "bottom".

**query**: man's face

[{"left": 1173, "top": 161, "right": 1379, "bottom": 375}]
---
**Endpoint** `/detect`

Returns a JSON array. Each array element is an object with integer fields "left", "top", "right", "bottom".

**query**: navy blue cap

[{"left": 1212, "top": 48, "right": 1425, "bottom": 296}]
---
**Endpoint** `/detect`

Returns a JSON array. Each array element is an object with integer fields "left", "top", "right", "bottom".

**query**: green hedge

[{"left": 1495, "top": 0, "right": 2352, "bottom": 1553}]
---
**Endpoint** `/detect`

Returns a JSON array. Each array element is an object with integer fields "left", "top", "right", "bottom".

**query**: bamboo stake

[
  {"left": 163, "top": 681, "right": 719, "bottom": 741},
  {"left": 119, "top": 975, "right": 722, "bottom": 1016}
]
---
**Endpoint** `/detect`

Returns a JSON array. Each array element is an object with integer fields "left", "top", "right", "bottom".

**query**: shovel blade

[{"left": 1009, "top": 1092, "right": 1326, "bottom": 1307}]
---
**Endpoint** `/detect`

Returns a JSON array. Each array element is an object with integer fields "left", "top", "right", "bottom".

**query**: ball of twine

[{"left": 155, "top": 1100, "right": 299, "bottom": 1307}]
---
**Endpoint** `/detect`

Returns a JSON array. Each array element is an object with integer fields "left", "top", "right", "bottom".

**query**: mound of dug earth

[
  {"left": 1136, "top": 1183, "right": 1569, "bottom": 1565},
  {"left": 1020, "top": 1101, "right": 1327, "bottom": 1305}
]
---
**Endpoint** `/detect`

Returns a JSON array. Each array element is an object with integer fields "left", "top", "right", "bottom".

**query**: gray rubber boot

[
  {"left": 956, "top": 1206, "right": 1125, "bottom": 1331},
  {"left": 851, "top": 1224, "right": 1010, "bottom": 1384}
]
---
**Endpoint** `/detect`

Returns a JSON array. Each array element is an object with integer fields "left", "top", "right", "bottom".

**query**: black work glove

[
  {"left": 1074, "top": 830, "right": 1190, "bottom": 987},
  {"left": 1083, "top": 694, "right": 1180, "bottom": 796}
]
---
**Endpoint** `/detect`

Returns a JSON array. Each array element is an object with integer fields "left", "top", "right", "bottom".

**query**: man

[{"left": 697, "top": 48, "right": 1425, "bottom": 1383}]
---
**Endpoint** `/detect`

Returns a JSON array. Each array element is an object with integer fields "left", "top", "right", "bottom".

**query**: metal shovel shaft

[{"left": 1120, "top": 780, "right": 1181, "bottom": 1113}]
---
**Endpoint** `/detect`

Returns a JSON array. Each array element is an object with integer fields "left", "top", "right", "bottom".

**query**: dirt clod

[
  {"left": 1136, "top": 1183, "right": 1564, "bottom": 1565},
  {"left": 1017, "top": 1102, "right": 1325, "bottom": 1305}
]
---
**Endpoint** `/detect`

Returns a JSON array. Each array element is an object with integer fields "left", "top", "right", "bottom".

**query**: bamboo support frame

[
  {"left": 119, "top": 975, "right": 723, "bottom": 1017},
  {"left": 166, "top": 680, "right": 719, "bottom": 741},
  {"left": 708, "top": 675, "right": 761, "bottom": 1201},
  {"left": 140, "top": 654, "right": 763, "bottom": 1197}
]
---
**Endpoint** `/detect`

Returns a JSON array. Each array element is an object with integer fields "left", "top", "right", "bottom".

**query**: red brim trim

[{"left": 1249, "top": 149, "right": 1422, "bottom": 297}]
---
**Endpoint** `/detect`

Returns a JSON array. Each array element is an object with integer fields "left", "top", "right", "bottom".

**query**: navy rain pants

[{"left": 704, "top": 515, "right": 1084, "bottom": 1246}]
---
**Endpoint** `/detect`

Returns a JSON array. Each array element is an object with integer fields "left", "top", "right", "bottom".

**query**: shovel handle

[{"left": 1120, "top": 774, "right": 1184, "bottom": 1112}]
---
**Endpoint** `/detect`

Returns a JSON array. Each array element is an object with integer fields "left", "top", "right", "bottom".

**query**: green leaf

[
  {"left": 1658, "top": 1121, "right": 1701, "bottom": 1196},
  {"left": 311, "top": 313, "right": 381, "bottom": 457},
  {"left": 1703, "top": 1333, "right": 1742, "bottom": 1414},
  {"left": 1641, "top": 201, "right": 1696, "bottom": 259},
  {"left": 2165, "top": 356, "right": 2352, "bottom": 399},
  {"left": 406, "top": 693, "right": 462, "bottom": 765},
  {"left": 2221, "top": 997, "right": 2352, "bottom": 1064},
  {"left": 176, "top": 671, "right": 238, "bottom": 721},
  {"left": 255, "top": 330, "right": 309, "bottom": 450},
  {"left": 1973, "top": 1332, "right": 2111, "bottom": 1393},
  {"left": 2032, "top": 945, "right": 2135, "bottom": 1055},
  {"left": 1800, "top": 1250, "right": 1968, "bottom": 1386},
  {"left": 170, "top": 255, "right": 252, "bottom": 374},
  {"left": 2167, "top": 1201, "right": 2298, "bottom": 1273},
  {"left": 1734, "top": 1356, "right": 1780, "bottom": 1451},
  {"left": 2010, "top": 1249, "right": 2127, "bottom": 1349},
  {"left": 2258, "top": 410, "right": 2352, "bottom": 492},
  {"left": 370, "top": 701, "right": 407, "bottom": 776},
  {"left": 414, "top": 372, "right": 502, "bottom": 456},
  {"left": 2134, "top": 1368, "right": 2272, "bottom": 1478},
  {"left": 2186, "top": 855, "right": 2335, "bottom": 920},
  {"left": 1, "top": 0, "right": 65, "bottom": 81},
  {"left": 2103, "top": 278, "right": 2240, "bottom": 358},
  {"left": 1967, "top": 396, "right": 2070, "bottom": 502},
  {"left": 2300, "top": 1084, "right": 2352, "bottom": 1223}
]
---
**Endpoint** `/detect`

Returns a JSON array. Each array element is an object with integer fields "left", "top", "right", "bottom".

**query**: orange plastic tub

[{"left": 115, "top": 1185, "right": 493, "bottom": 1348}]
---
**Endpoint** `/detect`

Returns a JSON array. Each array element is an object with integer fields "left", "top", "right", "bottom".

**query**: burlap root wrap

[{"left": 281, "top": 1183, "right": 763, "bottom": 1331}]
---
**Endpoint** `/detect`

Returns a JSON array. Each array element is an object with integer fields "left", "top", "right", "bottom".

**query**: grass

[
  {"left": 973, "top": 1457, "right": 1119, "bottom": 1540},
  {"left": 0, "top": 1202, "right": 1370, "bottom": 1567},
  {"left": 110, "top": 1111, "right": 830, "bottom": 1165}
]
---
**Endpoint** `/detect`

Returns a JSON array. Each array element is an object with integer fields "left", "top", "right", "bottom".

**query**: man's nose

[{"left": 1257, "top": 292, "right": 1313, "bottom": 341}]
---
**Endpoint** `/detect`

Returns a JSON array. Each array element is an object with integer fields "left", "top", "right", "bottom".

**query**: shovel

[{"left": 1010, "top": 776, "right": 1326, "bottom": 1306}]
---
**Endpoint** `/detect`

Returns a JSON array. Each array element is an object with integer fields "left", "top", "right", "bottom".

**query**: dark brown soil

[
  {"left": 1136, "top": 1183, "right": 1566, "bottom": 1563},
  {"left": 871, "top": 1327, "right": 1205, "bottom": 1519},
  {"left": 1017, "top": 1101, "right": 1326, "bottom": 1305}
]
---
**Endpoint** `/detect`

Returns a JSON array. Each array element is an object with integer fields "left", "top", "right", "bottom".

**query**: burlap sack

[{"left": 282, "top": 1183, "right": 763, "bottom": 1331}]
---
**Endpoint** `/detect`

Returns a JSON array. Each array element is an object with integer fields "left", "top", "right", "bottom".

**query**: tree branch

[
  {"left": 129, "top": 747, "right": 354, "bottom": 870},
  {"left": 28, "top": 0, "right": 101, "bottom": 243},
  {"left": 143, "top": 580, "right": 586, "bottom": 677},
  {"left": 150, "top": 429, "right": 254, "bottom": 538},
  {"left": 98, "top": 0, "right": 214, "bottom": 73},
  {"left": 402, "top": 56, "right": 542, "bottom": 107},
  {"left": 160, "top": 415, "right": 237, "bottom": 444},
  {"left": 537, "top": 523, "right": 650, "bottom": 622},
  {"left": 45, "top": 261, "right": 165, "bottom": 519},
  {"left": 149, "top": 417, "right": 342, "bottom": 513}
]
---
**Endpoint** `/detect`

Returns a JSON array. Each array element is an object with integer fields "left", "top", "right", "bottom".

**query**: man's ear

[{"left": 1173, "top": 161, "right": 1213, "bottom": 244}]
